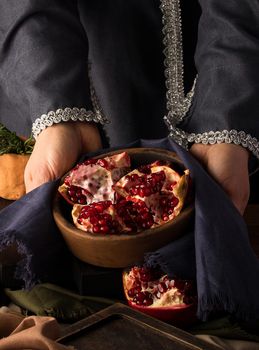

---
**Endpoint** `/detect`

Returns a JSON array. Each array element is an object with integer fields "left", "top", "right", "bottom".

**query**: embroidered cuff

[
  {"left": 165, "top": 119, "right": 259, "bottom": 160},
  {"left": 31, "top": 107, "right": 109, "bottom": 139}
]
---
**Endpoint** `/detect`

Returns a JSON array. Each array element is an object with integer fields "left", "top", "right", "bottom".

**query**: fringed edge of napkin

[
  {"left": 0, "top": 230, "right": 38, "bottom": 289},
  {"left": 197, "top": 292, "right": 259, "bottom": 323}
]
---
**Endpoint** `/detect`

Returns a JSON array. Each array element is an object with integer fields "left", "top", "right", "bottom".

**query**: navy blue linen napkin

[
  {"left": 0, "top": 180, "right": 73, "bottom": 289},
  {"left": 0, "top": 137, "right": 258, "bottom": 322}
]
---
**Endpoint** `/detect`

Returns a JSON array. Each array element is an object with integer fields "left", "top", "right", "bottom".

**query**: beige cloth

[
  {"left": 196, "top": 335, "right": 259, "bottom": 350},
  {"left": 0, "top": 308, "right": 72, "bottom": 350}
]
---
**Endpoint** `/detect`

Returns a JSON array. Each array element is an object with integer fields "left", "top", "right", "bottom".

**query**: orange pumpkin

[{"left": 0, "top": 153, "right": 30, "bottom": 200}]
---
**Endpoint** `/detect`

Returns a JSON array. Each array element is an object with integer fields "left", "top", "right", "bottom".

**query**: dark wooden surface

[{"left": 58, "top": 303, "right": 219, "bottom": 350}]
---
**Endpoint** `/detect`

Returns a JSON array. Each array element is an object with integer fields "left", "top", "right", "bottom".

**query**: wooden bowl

[{"left": 53, "top": 148, "right": 194, "bottom": 268}]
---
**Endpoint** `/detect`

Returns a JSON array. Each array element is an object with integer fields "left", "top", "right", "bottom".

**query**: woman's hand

[
  {"left": 190, "top": 143, "right": 250, "bottom": 215},
  {"left": 24, "top": 122, "right": 102, "bottom": 193}
]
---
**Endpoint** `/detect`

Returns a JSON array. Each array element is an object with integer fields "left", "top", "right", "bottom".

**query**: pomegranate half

[{"left": 123, "top": 266, "right": 197, "bottom": 327}]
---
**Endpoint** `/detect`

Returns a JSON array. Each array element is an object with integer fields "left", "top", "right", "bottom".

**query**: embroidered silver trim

[
  {"left": 88, "top": 62, "right": 108, "bottom": 125},
  {"left": 161, "top": 0, "right": 259, "bottom": 159},
  {"left": 165, "top": 120, "right": 259, "bottom": 159},
  {"left": 32, "top": 107, "right": 108, "bottom": 138},
  {"left": 160, "top": 0, "right": 196, "bottom": 126}
]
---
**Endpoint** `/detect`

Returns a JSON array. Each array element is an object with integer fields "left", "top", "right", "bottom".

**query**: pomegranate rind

[
  {"left": 171, "top": 169, "right": 189, "bottom": 217},
  {"left": 128, "top": 300, "right": 197, "bottom": 325},
  {"left": 58, "top": 152, "right": 131, "bottom": 205},
  {"left": 106, "top": 151, "right": 131, "bottom": 169}
]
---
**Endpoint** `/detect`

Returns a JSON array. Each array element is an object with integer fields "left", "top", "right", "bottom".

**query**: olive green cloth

[{"left": 5, "top": 283, "right": 117, "bottom": 322}]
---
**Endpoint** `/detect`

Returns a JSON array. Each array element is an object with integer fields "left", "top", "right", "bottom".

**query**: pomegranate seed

[
  {"left": 174, "top": 280, "right": 189, "bottom": 292},
  {"left": 139, "top": 268, "right": 153, "bottom": 282},
  {"left": 64, "top": 176, "right": 71, "bottom": 186},
  {"left": 155, "top": 291, "right": 161, "bottom": 299},
  {"left": 67, "top": 185, "right": 88, "bottom": 204},
  {"left": 100, "top": 225, "right": 109, "bottom": 234},
  {"left": 133, "top": 291, "right": 153, "bottom": 306},
  {"left": 158, "top": 282, "right": 167, "bottom": 293},
  {"left": 128, "top": 286, "right": 141, "bottom": 298},
  {"left": 83, "top": 159, "right": 98, "bottom": 166},
  {"left": 171, "top": 197, "right": 179, "bottom": 207},
  {"left": 96, "top": 159, "right": 109, "bottom": 168},
  {"left": 89, "top": 216, "right": 99, "bottom": 225},
  {"left": 93, "top": 225, "right": 101, "bottom": 233}
]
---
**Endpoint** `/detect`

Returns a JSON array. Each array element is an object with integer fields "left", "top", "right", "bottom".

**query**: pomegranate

[
  {"left": 58, "top": 152, "right": 131, "bottom": 205},
  {"left": 123, "top": 266, "right": 197, "bottom": 326},
  {"left": 113, "top": 160, "right": 189, "bottom": 225},
  {"left": 60, "top": 151, "right": 190, "bottom": 235}
]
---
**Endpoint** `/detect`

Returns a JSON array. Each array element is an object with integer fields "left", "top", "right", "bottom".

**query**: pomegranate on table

[
  {"left": 123, "top": 266, "right": 197, "bottom": 326},
  {"left": 58, "top": 152, "right": 190, "bottom": 235}
]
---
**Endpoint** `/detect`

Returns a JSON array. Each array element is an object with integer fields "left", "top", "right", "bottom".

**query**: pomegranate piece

[
  {"left": 72, "top": 200, "right": 122, "bottom": 234},
  {"left": 113, "top": 161, "right": 189, "bottom": 225},
  {"left": 115, "top": 199, "right": 154, "bottom": 232},
  {"left": 123, "top": 266, "right": 196, "bottom": 308},
  {"left": 58, "top": 152, "right": 131, "bottom": 205}
]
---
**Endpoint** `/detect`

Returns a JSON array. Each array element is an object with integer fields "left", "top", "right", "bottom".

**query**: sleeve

[
  {"left": 167, "top": 0, "right": 259, "bottom": 161},
  {"left": 0, "top": 0, "right": 108, "bottom": 139}
]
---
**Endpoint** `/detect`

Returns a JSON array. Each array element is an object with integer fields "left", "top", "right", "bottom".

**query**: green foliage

[{"left": 0, "top": 123, "right": 34, "bottom": 155}]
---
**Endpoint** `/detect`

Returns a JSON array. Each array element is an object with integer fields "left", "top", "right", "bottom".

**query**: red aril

[{"left": 72, "top": 201, "right": 122, "bottom": 234}]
